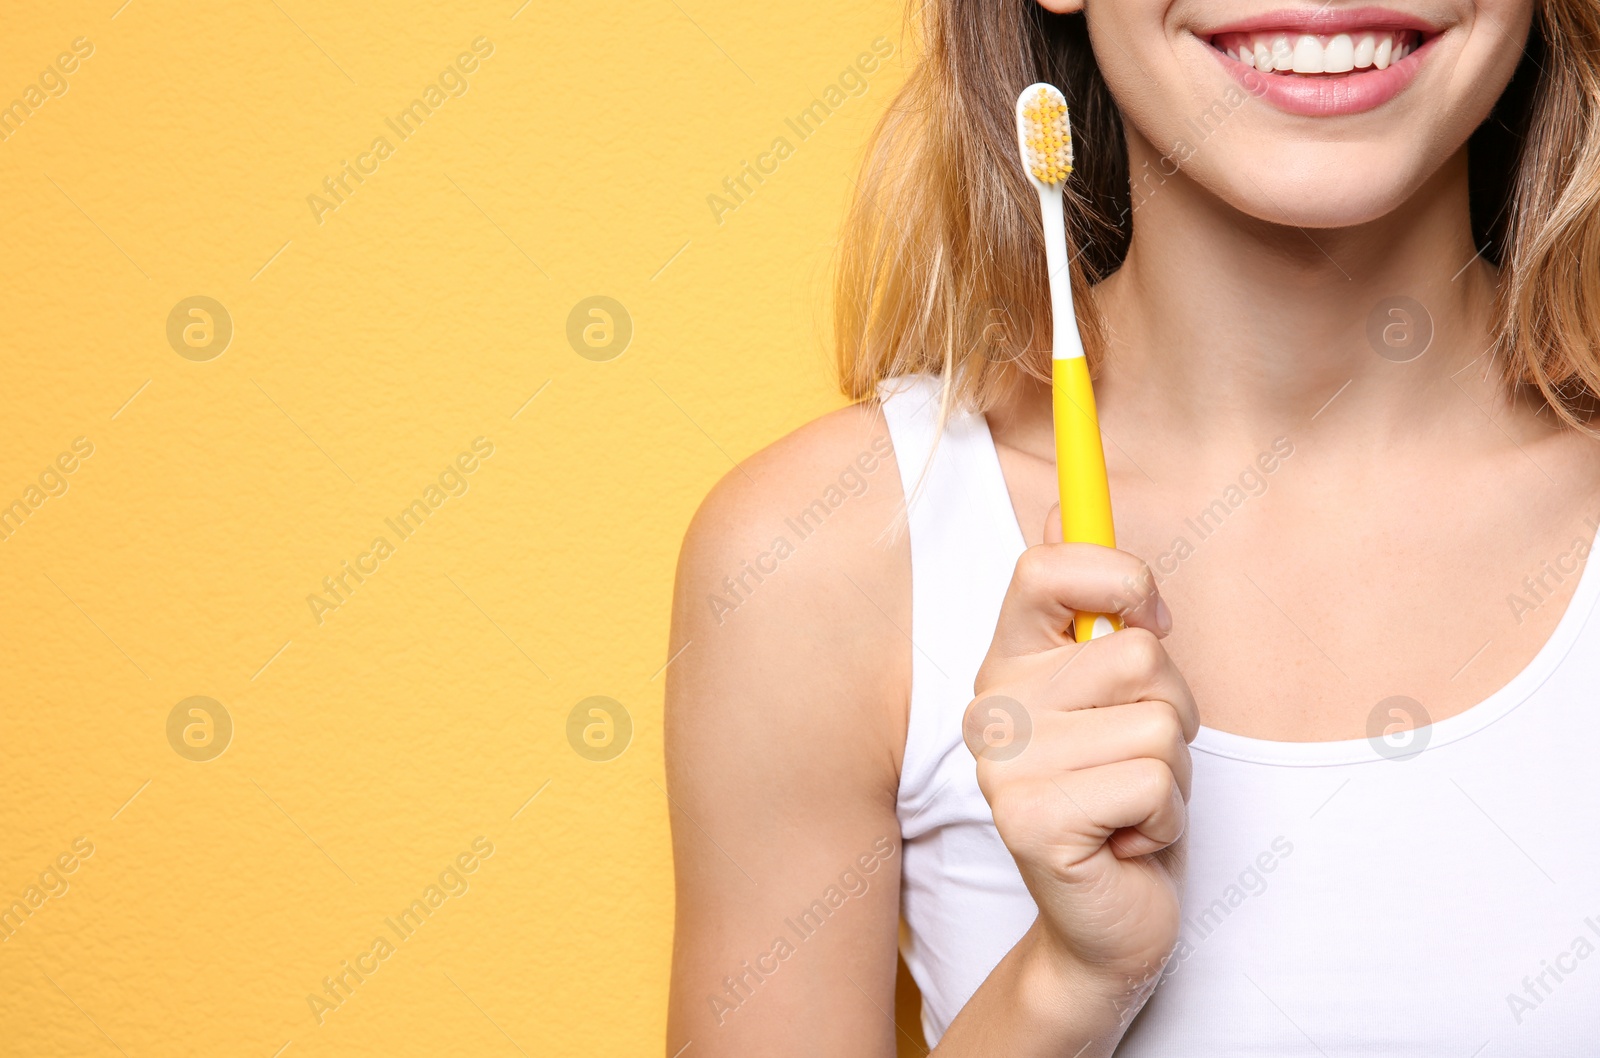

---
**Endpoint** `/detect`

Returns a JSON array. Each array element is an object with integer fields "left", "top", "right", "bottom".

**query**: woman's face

[{"left": 1051, "top": 0, "right": 1535, "bottom": 228}]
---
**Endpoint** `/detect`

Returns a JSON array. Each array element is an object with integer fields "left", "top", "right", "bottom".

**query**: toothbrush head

[{"left": 1015, "top": 82, "right": 1073, "bottom": 191}]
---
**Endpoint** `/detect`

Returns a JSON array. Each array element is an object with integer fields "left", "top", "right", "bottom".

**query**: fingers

[
  {"left": 1042, "top": 629, "right": 1200, "bottom": 737},
  {"left": 990, "top": 541, "right": 1171, "bottom": 658},
  {"left": 1034, "top": 701, "right": 1194, "bottom": 797},
  {"left": 991, "top": 758, "right": 1186, "bottom": 864},
  {"left": 970, "top": 696, "right": 1192, "bottom": 806},
  {"left": 1060, "top": 758, "right": 1186, "bottom": 859},
  {"left": 973, "top": 513, "right": 1194, "bottom": 878},
  {"left": 976, "top": 627, "right": 1199, "bottom": 739}
]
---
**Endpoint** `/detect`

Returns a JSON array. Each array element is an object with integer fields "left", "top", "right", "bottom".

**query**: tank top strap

[{"left": 876, "top": 375, "right": 1028, "bottom": 831}]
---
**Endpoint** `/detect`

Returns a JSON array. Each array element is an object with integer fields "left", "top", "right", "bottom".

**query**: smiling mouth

[{"left": 1208, "top": 28, "right": 1426, "bottom": 74}]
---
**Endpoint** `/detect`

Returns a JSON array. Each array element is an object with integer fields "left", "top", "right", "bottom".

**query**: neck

[{"left": 1084, "top": 135, "right": 1505, "bottom": 460}]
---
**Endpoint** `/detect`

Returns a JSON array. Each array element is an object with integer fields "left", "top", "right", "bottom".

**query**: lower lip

[{"left": 1212, "top": 36, "right": 1434, "bottom": 116}]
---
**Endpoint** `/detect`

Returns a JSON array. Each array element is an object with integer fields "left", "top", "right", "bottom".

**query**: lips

[{"left": 1198, "top": 7, "right": 1441, "bottom": 116}]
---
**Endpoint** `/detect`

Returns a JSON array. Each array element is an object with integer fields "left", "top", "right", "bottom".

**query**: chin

[{"left": 1200, "top": 143, "right": 1440, "bottom": 230}]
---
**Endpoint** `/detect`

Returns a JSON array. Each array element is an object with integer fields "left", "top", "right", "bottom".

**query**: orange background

[{"left": 0, "top": 1, "right": 928, "bottom": 1055}]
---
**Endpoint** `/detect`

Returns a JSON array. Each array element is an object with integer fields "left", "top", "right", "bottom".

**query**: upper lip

[{"left": 1197, "top": 6, "right": 1442, "bottom": 37}]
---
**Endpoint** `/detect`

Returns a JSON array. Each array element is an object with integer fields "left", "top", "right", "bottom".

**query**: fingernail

[{"left": 1155, "top": 597, "right": 1173, "bottom": 634}]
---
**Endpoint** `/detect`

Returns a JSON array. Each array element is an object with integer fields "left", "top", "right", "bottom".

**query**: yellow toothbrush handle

[{"left": 1053, "top": 357, "right": 1122, "bottom": 642}]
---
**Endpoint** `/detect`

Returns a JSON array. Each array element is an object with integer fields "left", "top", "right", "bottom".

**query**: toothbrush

[{"left": 1015, "top": 82, "right": 1121, "bottom": 642}]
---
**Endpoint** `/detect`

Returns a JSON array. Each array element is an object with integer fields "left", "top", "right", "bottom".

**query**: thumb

[
  {"left": 1044, "top": 502, "right": 1063, "bottom": 545},
  {"left": 1041, "top": 502, "right": 1172, "bottom": 636}
]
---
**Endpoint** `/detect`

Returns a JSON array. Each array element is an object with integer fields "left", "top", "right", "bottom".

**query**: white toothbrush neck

[{"left": 1036, "top": 185, "right": 1085, "bottom": 362}]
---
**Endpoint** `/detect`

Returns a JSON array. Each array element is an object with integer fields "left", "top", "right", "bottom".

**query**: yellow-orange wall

[{"left": 0, "top": 2, "right": 912, "bottom": 1055}]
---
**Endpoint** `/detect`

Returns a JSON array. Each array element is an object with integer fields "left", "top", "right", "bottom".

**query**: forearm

[{"left": 931, "top": 921, "right": 1151, "bottom": 1058}]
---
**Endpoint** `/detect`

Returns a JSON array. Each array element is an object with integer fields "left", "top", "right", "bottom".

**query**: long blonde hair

[{"left": 834, "top": 1, "right": 1600, "bottom": 427}]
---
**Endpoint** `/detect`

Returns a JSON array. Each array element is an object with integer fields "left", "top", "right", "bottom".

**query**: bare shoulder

[
  {"left": 664, "top": 399, "right": 911, "bottom": 1053},
  {"left": 677, "top": 400, "right": 908, "bottom": 615},
  {"left": 668, "top": 398, "right": 911, "bottom": 786}
]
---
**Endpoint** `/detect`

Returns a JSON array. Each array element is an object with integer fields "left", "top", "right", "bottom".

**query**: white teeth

[
  {"left": 1324, "top": 34, "right": 1354, "bottom": 72},
  {"left": 1291, "top": 35, "right": 1325, "bottom": 73},
  {"left": 1272, "top": 35, "right": 1295, "bottom": 71},
  {"left": 1220, "top": 30, "right": 1414, "bottom": 74}
]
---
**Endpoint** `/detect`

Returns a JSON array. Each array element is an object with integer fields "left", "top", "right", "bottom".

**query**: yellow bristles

[{"left": 1020, "top": 84, "right": 1073, "bottom": 186}]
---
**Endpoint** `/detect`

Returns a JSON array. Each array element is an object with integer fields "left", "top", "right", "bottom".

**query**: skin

[{"left": 666, "top": 0, "right": 1600, "bottom": 1053}]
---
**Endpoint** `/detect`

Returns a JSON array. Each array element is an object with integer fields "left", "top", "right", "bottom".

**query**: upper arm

[{"left": 664, "top": 402, "right": 912, "bottom": 1057}]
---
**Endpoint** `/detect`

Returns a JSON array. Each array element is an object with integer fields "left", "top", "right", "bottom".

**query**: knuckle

[
  {"left": 1134, "top": 700, "right": 1184, "bottom": 749},
  {"left": 961, "top": 698, "right": 990, "bottom": 758},
  {"left": 961, "top": 696, "right": 982, "bottom": 735},
  {"left": 1013, "top": 546, "right": 1052, "bottom": 592},
  {"left": 974, "top": 660, "right": 996, "bottom": 691},
  {"left": 1118, "top": 559, "right": 1157, "bottom": 609},
  {"left": 1161, "top": 798, "right": 1190, "bottom": 844},
  {"left": 1131, "top": 757, "right": 1175, "bottom": 803},
  {"left": 988, "top": 782, "right": 1045, "bottom": 838},
  {"left": 1116, "top": 626, "right": 1164, "bottom": 675},
  {"left": 987, "top": 783, "right": 1025, "bottom": 821}
]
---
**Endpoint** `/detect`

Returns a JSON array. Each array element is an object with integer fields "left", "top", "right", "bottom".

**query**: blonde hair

[{"left": 835, "top": 1, "right": 1600, "bottom": 428}]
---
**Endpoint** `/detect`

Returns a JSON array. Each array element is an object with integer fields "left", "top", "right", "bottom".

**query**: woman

[{"left": 667, "top": 0, "right": 1600, "bottom": 1052}]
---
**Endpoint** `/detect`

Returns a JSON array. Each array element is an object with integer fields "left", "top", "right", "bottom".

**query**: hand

[{"left": 965, "top": 509, "right": 1197, "bottom": 1013}]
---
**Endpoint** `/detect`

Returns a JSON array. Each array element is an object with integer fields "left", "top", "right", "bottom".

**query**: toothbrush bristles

[{"left": 1020, "top": 85, "right": 1073, "bottom": 186}]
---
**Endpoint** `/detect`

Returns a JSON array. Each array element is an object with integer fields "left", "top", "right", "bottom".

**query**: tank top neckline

[{"left": 941, "top": 378, "right": 1600, "bottom": 770}]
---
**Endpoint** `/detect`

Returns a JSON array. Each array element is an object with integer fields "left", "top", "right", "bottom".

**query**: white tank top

[{"left": 882, "top": 374, "right": 1600, "bottom": 1054}]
